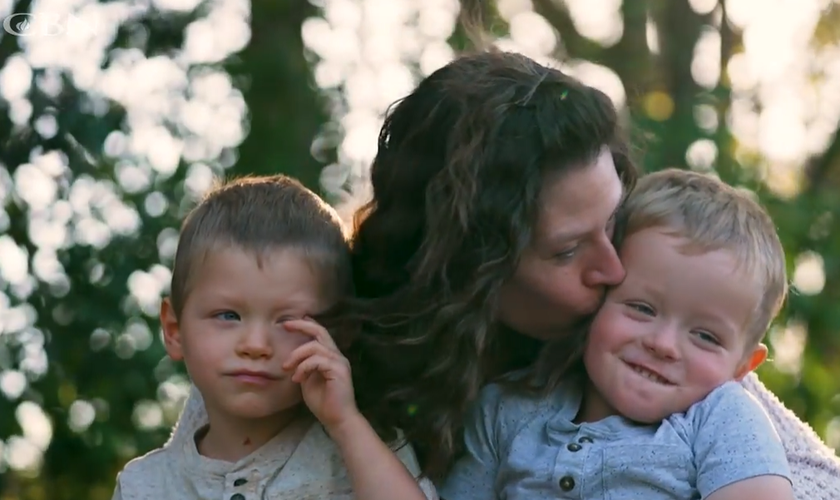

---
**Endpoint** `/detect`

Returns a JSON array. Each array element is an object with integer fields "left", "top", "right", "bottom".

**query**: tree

[{"left": 1, "top": 1, "right": 838, "bottom": 498}]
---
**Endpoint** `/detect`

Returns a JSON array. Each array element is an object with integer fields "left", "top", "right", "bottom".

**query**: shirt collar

[{"left": 177, "top": 412, "right": 315, "bottom": 482}]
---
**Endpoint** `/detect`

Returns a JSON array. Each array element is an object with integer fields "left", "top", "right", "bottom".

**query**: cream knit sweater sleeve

[{"left": 741, "top": 373, "right": 840, "bottom": 498}]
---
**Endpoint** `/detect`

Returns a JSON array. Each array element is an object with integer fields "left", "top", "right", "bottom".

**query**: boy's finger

[
  {"left": 282, "top": 341, "right": 343, "bottom": 370},
  {"left": 283, "top": 319, "right": 339, "bottom": 351},
  {"left": 292, "top": 354, "right": 348, "bottom": 383}
]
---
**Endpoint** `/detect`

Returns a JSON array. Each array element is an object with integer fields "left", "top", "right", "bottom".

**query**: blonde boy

[
  {"left": 112, "top": 175, "right": 436, "bottom": 500},
  {"left": 441, "top": 169, "right": 794, "bottom": 500}
]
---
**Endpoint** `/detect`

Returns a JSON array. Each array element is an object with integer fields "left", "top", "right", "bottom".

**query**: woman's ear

[
  {"left": 734, "top": 343, "right": 768, "bottom": 381},
  {"left": 160, "top": 298, "right": 184, "bottom": 361}
]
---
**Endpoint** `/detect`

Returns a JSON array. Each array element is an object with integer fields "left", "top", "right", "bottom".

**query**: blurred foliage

[
  {"left": 0, "top": 0, "right": 838, "bottom": 498},
  {"left": 0, "top": 1, "right": 325, "bottom": 498}
]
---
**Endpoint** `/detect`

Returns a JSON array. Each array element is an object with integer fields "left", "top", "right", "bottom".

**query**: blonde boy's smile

[
  {"left": 623, "top": 360, "right": 674, "bottom": 386},
  {"left": 580, "top": 228, "right": 766, "bottom": 424}
]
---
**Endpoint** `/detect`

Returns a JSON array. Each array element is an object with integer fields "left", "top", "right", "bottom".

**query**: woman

[
  {"left": 173, "top": 51, "right": 840, "bottom": 496},
  {"left": 344, "top": 50, "right": 840, "bottom": 495},
  {"left": 346, "top": 50, "right": 632, "bottom": 478}
]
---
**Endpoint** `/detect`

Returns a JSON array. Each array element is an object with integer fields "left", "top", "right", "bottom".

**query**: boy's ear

[
  {"left": 734, "top": 343, "right": 768, "bottom": 381},
  {"left": 160, "top": 298, "right": 184, "bottom": 361}
]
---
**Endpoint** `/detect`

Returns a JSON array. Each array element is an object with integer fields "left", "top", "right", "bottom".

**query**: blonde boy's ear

[
  {"left": 734, "top": 343, "right": 768, "bottom": 380},
  {"left": 160, "top": 298, "right": 184, "bottom": 361}
]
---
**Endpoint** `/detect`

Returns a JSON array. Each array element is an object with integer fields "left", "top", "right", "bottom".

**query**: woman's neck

[{"left": 486, "top": 325, "right": 545, "bottom": 379}]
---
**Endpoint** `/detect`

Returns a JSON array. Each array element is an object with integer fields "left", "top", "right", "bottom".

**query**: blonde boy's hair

[
  {"left": 619, "top": 169, "right": 787, "bottom": 345},
  {"left": 170, "top": 174, "right": 351, "bottom": 317}
]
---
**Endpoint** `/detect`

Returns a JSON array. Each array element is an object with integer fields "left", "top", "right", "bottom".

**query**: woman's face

[{"left": 497, "top": 148, "right": 626, "bottom": 340}]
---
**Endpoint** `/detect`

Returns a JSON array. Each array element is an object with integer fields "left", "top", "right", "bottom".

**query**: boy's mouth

[
  {"left": 227, "top": 369, "right": 280, "bottom": 385},
  {"left": 624, "top": 361, "right": 674, "bottom": 385}
]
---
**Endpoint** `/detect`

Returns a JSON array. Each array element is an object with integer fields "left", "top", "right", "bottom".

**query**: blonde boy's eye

[
  {"left": 627, "top": 302, "right": 655, "bottom": 316},
  {"left": 693, "top": 330, "right": 721, "bottom": 346}
]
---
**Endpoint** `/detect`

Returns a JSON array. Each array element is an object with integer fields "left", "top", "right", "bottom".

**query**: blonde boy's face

[
  {"left": 161, "top": 247, "right": 329, "bottom": 425},
  {"left": 581, "top": 228, "right": 768, "bottom": 424}
]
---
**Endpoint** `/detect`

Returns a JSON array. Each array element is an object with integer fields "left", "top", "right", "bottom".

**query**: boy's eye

[
  {"left": 214, "top": 311, "right": 240, "bottom": 321},
  {"left": 693, "top": 330, "right": 720, "bottom": 346},
  {"left": 627, "top": 302, "right": 655, "bottom": 316}
]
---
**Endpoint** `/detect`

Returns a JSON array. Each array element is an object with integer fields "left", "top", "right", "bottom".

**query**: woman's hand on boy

[{"left": 281, "top": 318, "right": 360, "bottom": 430}]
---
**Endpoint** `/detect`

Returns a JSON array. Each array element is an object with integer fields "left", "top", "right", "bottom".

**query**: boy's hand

[{"left": 281, "top": 318, "right": 359, "bottom": 430}]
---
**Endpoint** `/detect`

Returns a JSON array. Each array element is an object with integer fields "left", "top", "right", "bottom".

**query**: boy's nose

[
  {"left": 236, "top": 325, "right": 274, "bottom": 359},
  {"left": 641, "top": 325, "right": 681, "bottom": 360}
]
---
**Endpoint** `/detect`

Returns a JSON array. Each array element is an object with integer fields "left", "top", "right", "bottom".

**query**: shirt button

[
  {"left": 567, "top": 442, "right": 582, "bottom": 452},
  {"left": 559, "top": 476, "right": 575, "bottom": 491},
  {"left": 231, "top": 494, "right": 245, "bottom": 500},
  {"left": 233, "top": 478, "right": 247, "bottom": 487},
  {"left": 579, "top": 436, "right": 594, "bottom": 443}
]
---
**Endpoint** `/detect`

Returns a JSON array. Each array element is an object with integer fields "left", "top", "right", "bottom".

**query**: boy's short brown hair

[
  {"left": 619, "top": 169, "right": 787, "bottom": 346},
  {"left": 169, "top": 174, "right": 351, "bottom": 317}
]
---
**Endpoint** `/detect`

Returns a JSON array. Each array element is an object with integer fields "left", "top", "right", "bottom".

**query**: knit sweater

[
  {"left": 739, "top": 373, "right": 840, "bottom": 498},
  {"left": 172, "top": 374, "right": 840, "bottom": 498}
]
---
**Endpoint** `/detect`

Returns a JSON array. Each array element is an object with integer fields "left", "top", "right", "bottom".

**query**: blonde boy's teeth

[{"left": 631, "top": 365, "right": 669, "bottom": 385}]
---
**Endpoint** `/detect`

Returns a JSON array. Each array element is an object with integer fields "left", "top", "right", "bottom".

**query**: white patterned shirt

[{"left": 113, "top": 387, "right": 437, "bottom": 500}]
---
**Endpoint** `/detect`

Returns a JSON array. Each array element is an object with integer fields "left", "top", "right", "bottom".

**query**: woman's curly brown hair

[{"left": 341, "top": 50, "right": 637, "bottom": 480}]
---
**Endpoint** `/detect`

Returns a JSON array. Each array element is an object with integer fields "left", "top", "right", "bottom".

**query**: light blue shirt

[{"left": 439, "top": 379, "right": 791, "bottom": 499}]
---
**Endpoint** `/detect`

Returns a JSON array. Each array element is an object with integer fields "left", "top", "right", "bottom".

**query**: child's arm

[
  {"left": 328, "top": 413, "right": 437, "bottom": 500},
  {"left": 705, "top": 475, "right": 794, "bottom": 500},
  {"left": 436, "top": 384, "right": 508, "bottom": 500},
  {"left": 283, "top": 319, "right": 433, "bottom": 500},
  {"left": 110, "top": 482, "right": 122, "bottom": 500},
  {"left": 692, "top": 382, "right": 794, "bottom": 499}
]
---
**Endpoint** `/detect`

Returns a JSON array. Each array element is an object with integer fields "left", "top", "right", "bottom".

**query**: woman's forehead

[{"left": 535, "top": 150, "right": 624, "bottom": 245}]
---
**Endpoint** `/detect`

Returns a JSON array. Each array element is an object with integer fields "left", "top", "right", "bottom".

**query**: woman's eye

[
  {"left": 214, "top": 311, "right": 240, "bottom": 321},
  {"left": 555, "top": 246, "right": 577, "bottom": 260},
  {"left": 605, "top": 217, "right": 617, "bottom": 238}
]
